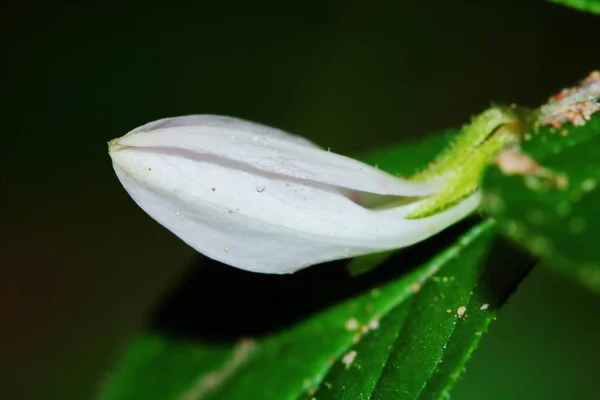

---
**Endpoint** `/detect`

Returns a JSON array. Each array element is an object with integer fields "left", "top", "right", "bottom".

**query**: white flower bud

[{"left": 109, "top": 115, "right": 480, "bottom": 274}]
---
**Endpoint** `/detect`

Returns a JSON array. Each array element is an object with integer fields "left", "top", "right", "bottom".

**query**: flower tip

[{"left": 108, "top": 137, "right": 126, "bottom": 153}]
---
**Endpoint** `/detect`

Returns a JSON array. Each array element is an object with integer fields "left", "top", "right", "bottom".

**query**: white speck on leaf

[
  {"left": 368, "top": 319, "right": 380, "bottom": 330},
  {"left": 581, "top": 178, "right": 597, "bottom": 192},
  {"left": 342, "top": 350, "right": 357, "bottom": 369},
  {"left": 410, "top": 282, "right": 421, "bottom": 293},
  {"left": 345, "top": 318, "right": 359, "bottom": 331}
]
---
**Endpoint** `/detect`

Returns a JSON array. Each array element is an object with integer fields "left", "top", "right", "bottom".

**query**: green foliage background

[
  {"left": 549, "top": 0, "right": 600, "bottom": 14},
  {"left": 2, "top": 1, "right": 599, "bottom": 399}
]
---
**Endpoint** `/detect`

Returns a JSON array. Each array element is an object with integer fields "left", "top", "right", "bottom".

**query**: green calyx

[{"left": 406, "top": 106, "right": 527, "bottom": 219}]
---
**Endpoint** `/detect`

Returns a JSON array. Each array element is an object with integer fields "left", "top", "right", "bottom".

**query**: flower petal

[
  {"left": 110, "top": 139, "right": 480, "bottom": 274},
  {"left": 114, "top": 115, "right": 442, "bottom": 197},
  {"left": 127, "top": 115, "right": 319, "bottom": 149}
]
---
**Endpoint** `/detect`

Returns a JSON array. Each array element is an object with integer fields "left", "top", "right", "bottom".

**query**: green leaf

[
  {"left": 483, "top": 113, "right": 600, "bottom": 293},
  {"left": 548, "top": 0, "right": 600, "bottom": 15},
  {"left": 302, "top": 221, "right": 530, "bottom": 400},
  {"left": 98, "top": 336, "right": 233, "bottom": 399},
  {"left": 99, "top": 219, "right": 530, "bottom": 400},
  {"left": 98, "top": 131, "right": 531, "bottom": 400}
]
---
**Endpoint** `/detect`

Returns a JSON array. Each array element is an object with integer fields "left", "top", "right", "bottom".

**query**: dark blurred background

[{"left": 1, "top": 1, "right": 599, "bottom": 399}]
